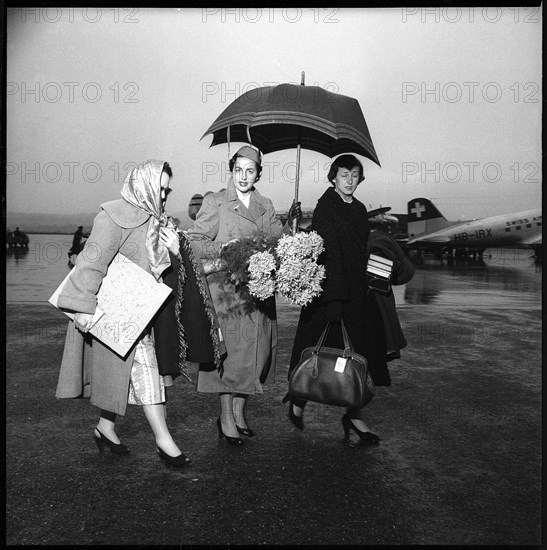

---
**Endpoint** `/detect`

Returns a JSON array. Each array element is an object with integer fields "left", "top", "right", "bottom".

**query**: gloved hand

[
  {"left": 327, "top": 301, "right": 343, "bottom": 322},
  {"left": 287, "top": 200, "right": 302, "bottom": 223}
]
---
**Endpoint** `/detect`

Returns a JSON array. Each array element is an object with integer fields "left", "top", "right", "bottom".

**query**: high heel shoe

[
  {"left": 287, "top": 402, "right": 304, "bottom": 431},
  {"left": 235, "top": 424, "right": 255, "bottom": 437},
  {"left": 341, "top": 414, "right": 380, "bottom": 444},
  {"left": 156, "top": 445, "right": 191, "bottom": 469},
  {"left": 93, "top": 428, "right": 130, "bottom": 455},
  {"left": 282, "top": 393, "right": 305, "bottom": 431},
  {"left": 216, "top": 418, "right": 244, "bottom": 445}
]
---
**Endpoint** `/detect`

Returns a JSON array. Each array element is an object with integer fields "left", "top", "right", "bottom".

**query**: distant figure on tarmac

[
  {"left": 8, "top": 227, "right": 29, "bottom": 247},
  {"left": 67, "top": 226, "right": 85, "bottom": 267}
]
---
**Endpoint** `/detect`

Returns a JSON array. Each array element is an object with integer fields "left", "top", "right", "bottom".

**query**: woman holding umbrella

[
  {"left": 187, "top": 145, "right": 301, "bottom": 445},
  {"left": 285, "top": 154, "right": 393, "bottom": 443}
]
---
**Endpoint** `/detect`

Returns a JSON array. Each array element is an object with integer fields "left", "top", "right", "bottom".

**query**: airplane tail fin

[{"left": 407, "top": 198, "right": 450, "bottom": 238}]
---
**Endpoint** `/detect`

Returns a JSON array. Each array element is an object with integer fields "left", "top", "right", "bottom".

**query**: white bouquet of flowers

[
  {"left": 246, "top": 231, "right": 326, "bottom": 307},
  {"left": 274, "top": 231, "right": 325, "bottom": 306}
]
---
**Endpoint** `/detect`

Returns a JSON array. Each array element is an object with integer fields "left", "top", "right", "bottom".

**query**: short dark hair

[
  {"left": 162, "top": 162, "right": 173, "bottom": 178},
  {"left": 229, "top": 153, "right": 262, "bottom": 181},
  {"left": 327, "top": 154, "right": 364, "bottom": 185}
]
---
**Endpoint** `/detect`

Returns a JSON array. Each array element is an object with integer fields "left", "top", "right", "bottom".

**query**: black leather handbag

[{"left": 288, "top": 320, "right": 375, "bottom": 408}]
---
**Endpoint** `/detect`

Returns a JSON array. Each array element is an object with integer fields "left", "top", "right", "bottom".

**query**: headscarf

[{"left": 120, "top": 160, "right": 177, "bottom": 280}]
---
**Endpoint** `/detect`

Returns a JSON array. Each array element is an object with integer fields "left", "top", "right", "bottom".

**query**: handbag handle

[{"left": 313, "top": 319, "right": 353, "bottom": 358}]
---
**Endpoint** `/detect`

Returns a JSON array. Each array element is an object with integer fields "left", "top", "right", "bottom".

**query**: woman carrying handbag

[{"left": 284, "top": 155, "right": 390, "bottom": 444}]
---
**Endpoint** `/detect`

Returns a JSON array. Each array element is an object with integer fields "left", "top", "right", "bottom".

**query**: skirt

[{"left": 127, "top": 334, "right": 166, "bottom": 406}]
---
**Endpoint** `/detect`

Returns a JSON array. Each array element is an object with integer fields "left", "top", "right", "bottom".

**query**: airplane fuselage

[{"left": 409, "top": 209, "right": 542, "bottom": 249}]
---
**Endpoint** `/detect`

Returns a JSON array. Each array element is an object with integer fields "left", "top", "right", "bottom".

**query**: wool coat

[
  {"left": 368, "top": 230, "right": 415, "bottom": 361},
  {"left": 55, "top": 199, "right": 158, "bottom": 415},
  {"left": 186, "top": 178, "right": 288, "bottom": 394},
  {"left": 289, "top": 186, "right": 391, "bottom": 387},
  {"left": 153, "top": 238, "right": 226, "bottom": 379}
]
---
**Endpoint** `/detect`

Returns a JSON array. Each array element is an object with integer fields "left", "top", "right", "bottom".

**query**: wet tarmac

[
  {"left": 399, "top": 249, "right": 541, "bottom": 309},
  {"left": 7, "top": 235, "right": 541, "bottom": 310},
  {"left": 5, "top": 239, "right": 542, "bottom": 544}
]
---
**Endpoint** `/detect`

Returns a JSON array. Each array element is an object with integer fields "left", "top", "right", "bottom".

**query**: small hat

[{"left": 235, "top": 145, "right": 262, "bottom": 166}]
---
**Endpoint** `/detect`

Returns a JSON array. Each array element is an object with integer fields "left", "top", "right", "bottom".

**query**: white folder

[{"left": 49, "top": 253, "right": 172, "bottom": 357}]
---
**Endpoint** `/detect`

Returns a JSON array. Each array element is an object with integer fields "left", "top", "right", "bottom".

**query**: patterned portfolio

[{"left": 49, "top": 253, "right": 172, "bottom": 357}]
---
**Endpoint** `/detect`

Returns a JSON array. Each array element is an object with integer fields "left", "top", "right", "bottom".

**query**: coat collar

[
  {"left": 319, "top": 186, "right": 366, "bottom": 214},
  {"left": 101, "top": 199, "right": 150, "bottom": 229},
  {"left": 226, "top": 177, "right": 266, "bottom": 223}
]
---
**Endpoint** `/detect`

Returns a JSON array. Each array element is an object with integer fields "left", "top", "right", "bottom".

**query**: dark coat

[
  {"left": 289, "top": 187, "right": 391, "bottom": 386},
  {"left": 368, "top": 231, "right": 415, "bottom": 361},
  {"left": 153, "top": 238, "right": 224, "bottom": 379},
  {"left": 153, "top": 247, "right": 215, "bottom": 378}
]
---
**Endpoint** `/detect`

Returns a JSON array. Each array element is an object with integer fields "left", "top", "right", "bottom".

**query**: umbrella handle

[
  {"left": 292, "top": 142, "right": 301, "bottom": 235},
  {"left": 293, "top": 75, "right": 304, "bottom": 235}
]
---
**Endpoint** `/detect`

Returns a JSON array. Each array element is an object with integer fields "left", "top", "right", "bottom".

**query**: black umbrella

[{"left": 202, "top": 74, "right": 380, "bottom": 230}]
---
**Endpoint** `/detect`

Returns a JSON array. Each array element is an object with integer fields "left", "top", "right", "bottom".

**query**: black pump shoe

[
  {"left": 156, "top": 445, "right": 191, "bottom": 469},
  {"left": 341, "top": 414, "right": 380, "bottom": 444},
  {"left": 282, "top": 393, "right": 305, "bottom": 431},
  {"left": 287, "top": 402, "right": 304, "bottom": 431},
  {"left": 236, "top": 424, "right": 255, "bottom": 437},
  {"left": 216, "top": 418, "right": 244, "bottom": 445},
  {"left": 94, "top": 428, "right": 130, "bottom": 455}
]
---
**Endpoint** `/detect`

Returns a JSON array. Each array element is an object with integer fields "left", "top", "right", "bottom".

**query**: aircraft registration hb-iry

[{"left": 402, "top": 197, "right": 542, "bottom": 258}]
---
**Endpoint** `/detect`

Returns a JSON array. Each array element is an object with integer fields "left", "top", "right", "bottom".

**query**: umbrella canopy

[{"left": 202, "top": 83, "right": 380, "bottom": 166}]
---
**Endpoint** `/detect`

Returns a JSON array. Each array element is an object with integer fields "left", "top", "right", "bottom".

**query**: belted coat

[{"left": 186, "top": 178, "right": 289, "bottom": 394}]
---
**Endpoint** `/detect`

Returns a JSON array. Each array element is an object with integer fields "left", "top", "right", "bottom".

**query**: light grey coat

[
  {"left": 186, "top": 178, "right": 288, "bottom": 394},
  {"left": 55, "top": 200, "right": 156, "bottom": 416}
]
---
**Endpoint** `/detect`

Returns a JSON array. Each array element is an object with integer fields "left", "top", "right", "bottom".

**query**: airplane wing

[
  {"left": 522, "top": 235, "right": 542, "bottom": 246},
  {"left": 408, "top": 235, "right": 451, "bottom": 244}
]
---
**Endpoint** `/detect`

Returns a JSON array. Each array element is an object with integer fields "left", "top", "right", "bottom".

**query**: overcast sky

[{"left": 6, "top": 6, "right": 542, "bottom": 220}]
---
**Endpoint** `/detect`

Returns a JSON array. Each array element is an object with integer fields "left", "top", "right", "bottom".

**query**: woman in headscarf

[
  {"left": 186, "top": 146, "right": 301, "bottom": 445},
  {"left": 55, "top": 160, "right": 222, "bottom": 468}
]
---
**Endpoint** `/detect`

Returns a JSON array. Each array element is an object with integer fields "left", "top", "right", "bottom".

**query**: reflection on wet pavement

[
  {"left": 6, "top": 237, "right": 542, "bottom": 310},
  {"left": 395, "top": 249, "right": 541, "bottom": 308}
]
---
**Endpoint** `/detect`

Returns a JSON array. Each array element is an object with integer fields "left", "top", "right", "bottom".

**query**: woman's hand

[
  {"left": 159, "top": 227, "right": 180, "bottom": 255},
  {"left": 220, "top": 238, "right": 239, "bottom": 251},
  {"left": 202, "top": 258, "right": 224, "bottom": 274},
  {"left": 287, "top": 200, "right": 302, "bottom": 223},
  {"left": 74, "top": 312, "right": 95, "bottom": 333}
]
